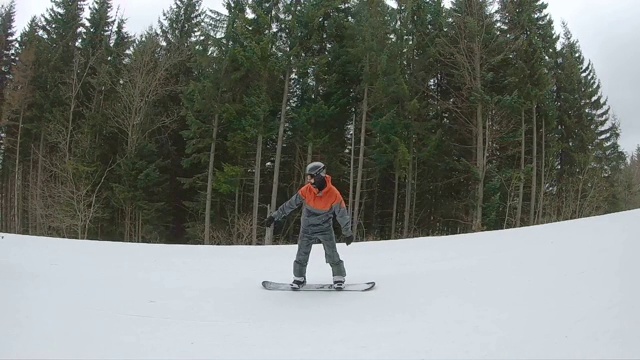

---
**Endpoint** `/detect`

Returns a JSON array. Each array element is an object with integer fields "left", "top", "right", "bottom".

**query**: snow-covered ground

[{"left": 1, "top": 210, "right": 639, "bottom": 359}]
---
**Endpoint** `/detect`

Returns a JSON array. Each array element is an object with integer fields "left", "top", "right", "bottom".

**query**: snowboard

[{"left": 262, "top": 280, "right": 375, "bottom": 291}]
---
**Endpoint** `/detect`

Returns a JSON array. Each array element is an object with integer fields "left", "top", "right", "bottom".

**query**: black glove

[
  {"left": 344, "top": 234, "right": 354, "bottom": 246},
  {"left": 264, "top": 215, "right": 275, "bottom": 227}
]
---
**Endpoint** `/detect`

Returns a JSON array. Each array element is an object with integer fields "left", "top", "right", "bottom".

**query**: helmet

[
  {"left": 305, "top": 161, "right": 326, "bottom": 177},
  {"left": 305, "top": 161, "right": 327, "bottom": 191}
]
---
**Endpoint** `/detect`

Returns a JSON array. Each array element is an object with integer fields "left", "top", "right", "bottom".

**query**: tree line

[{"left": 1, "top": 0, "right": 639, "bottom": 245}]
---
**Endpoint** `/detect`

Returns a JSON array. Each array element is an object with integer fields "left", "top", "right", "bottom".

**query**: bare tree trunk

[
  {"left": 29, "top": 145, "right": 35, "bottom": 234},
  {"left": 133, "top": 210, "right": 138, "bottom": 242},
  {"left": 403, "top": 136, "right": 413, "bottom": 238},
  {"left": 263, "top": 204, "right": 271, "bottom": 245},
  {"left": 266, "top": 70, "right": 290, "bottom": 245},
  {"left": 516, "top": 108, "right": 525, "bottom": 227},
  {"left": 252, "top": 131, "right": 263, "bottom": 245},
  {"left": 2, "top": 171, "right": 8, "bottom": 232},
  {"left": 0, "top": 170, "right": 3, "bottom": 232},
  {"left": 131, "top": 211, "right": 136, "bottom": 242},
  {"left": 82, "top": 161, "right": 112, "bottom": 240},
  {"left": 4, "top": 169, "right": 7, "bottom": 233},
  {"left": 14, "top": 106, "right": 24, "bottom": 233},
  {"left": 472, "top": 37, "right": 486, "bottom": 232},
  {"left": 529, "top": 102, "right": 537, "bottom": 225},
  {"left": 504, "top": 174, "right": 517, "bottom": 229},
  {"left": 538, "top": 119, "right": 545, "bottom": 223},
  {"left": 124, "top": 207, "right": 131, "bottom": 242},
  {"left": 18, "top": 165, "right": 25, "bottom": 233},
  {"left": 473, "top": 101, "right": 485, "bottom": 232},
  {"left": 77, "top": 210, "right": 83, "bottom": 240},
  {"left": 348, "top": 113, "right": 355, "bottom": 219},
  {"left": 0, "top": 169, "right": 5, "bottom": 232},
  {"left": 65, "top": 54, "right": 92, "bottom": 162},
  {"left": 372, "top": 171, "right": 379, "bottom": 237},
  {"left": 204, "top": 113, "right": 220, "bottom": 245},
  {"left": 65, "top": 97, "right": 76, "bottom": 162},
  {"left": 391, "top": 158, "right": 399, "bottom": 239},
  {"left": 138, "top": 210, "right": 143, "bottom": 242},
  {"left": 575, "top": 168, "right": 585, "bottom": 219},
  {"left": 234, "top": 181, "right": 240, "bottom": 243},
  {"left": 8, "top": 174, "right": 14, "bottom": 232},
  {"left": 411, "top": 153, "right": 417, "bottom": 236},
  {"left": 37, "top": 131, "right": 44, "bottom": 234},
  {"left": 353, "top": 85, "right": 368, "bottom": 236}
]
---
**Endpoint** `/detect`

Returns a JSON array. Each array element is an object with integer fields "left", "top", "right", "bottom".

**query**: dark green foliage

[
  {"left": 0, "top": 0, "right": 634, "bottom": 242},
  {"left": 0, "top": 0, "right": 17, "bottom": 101}
]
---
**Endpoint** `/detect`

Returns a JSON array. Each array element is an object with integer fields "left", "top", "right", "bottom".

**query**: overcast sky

[{"left": 6, "top": 0, "right": 640, "bottom": 154}]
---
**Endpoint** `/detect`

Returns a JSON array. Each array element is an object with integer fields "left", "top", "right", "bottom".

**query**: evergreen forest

[{"left": 2, "top": 0, "right": 640, "bottom": 245}]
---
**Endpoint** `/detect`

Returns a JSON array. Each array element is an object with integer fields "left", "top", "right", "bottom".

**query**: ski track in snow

[{"left": 1, "top": 209, "right": 639, "bottom": 359}]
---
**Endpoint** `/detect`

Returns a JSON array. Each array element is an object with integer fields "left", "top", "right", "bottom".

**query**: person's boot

[
  {"left": 290, "top": 276, "right": 306, "bottom": 290},
  {"left": 333, "top": 275, "right": 345, "bottom": 290}
]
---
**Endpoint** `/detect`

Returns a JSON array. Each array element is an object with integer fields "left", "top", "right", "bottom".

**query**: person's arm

[
  {"left": 332, "top": 193, "right": 353, "bottom": 239},
  {"left": 271, "top": 190, "right": 305, "bottom": 221}
]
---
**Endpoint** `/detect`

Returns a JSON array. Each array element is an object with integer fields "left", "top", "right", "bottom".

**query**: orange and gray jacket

[{"left": 271, "top": 175, "right": 353, "bottom": 237}]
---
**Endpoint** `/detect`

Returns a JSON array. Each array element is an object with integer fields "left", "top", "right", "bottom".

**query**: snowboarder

[{"left": 264, "top": 161, "right": 354, "bottom": 290}]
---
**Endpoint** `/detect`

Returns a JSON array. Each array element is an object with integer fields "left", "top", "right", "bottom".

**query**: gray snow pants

[{"left": 293, "top": 230, "right": 346, "bottom": 278}]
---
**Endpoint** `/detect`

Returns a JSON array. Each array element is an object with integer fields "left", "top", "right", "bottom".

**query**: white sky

[{"left": 6, "top": 0, "right": 640, "bottom": 154}]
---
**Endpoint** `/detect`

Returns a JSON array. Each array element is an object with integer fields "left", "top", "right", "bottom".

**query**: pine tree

[
  {"left": 0, "top": 0, "right": 18, "bottom": 232},
  {"left": 439, "top": 0, "right": 507, "bottom": 231},
  {"left": 390, "top": 0, "right": 448, "bottom": 238},
  {"left": 619, "top": 146, "right": 640, "bottom": 210},
  {"left": 348, "top": 0, "right": 395, "bottom": 236},
  {"left": 496, "top": 0, "right": 557, "bottom": 227},
  {"left": 0, "top": 0, "right": 17, "bottom": 111},
  {"left": 181, "top": 0, "right": 242, "bottom": 244},
  {"left": 105, "top": 30, "right": 178, "bottom": 241},
  {"left": 552, "top": 23, "right": 624, "bottom": 219},
  {"left": 156, "top": 0, "right": 205, "bottom": 243}
]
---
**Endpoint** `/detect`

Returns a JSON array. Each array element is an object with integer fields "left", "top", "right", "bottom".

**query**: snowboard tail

[{"left": 262, "top": 280, "right": 375, "bottom": 291}]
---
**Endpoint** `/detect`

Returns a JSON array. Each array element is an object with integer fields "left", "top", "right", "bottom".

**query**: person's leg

[
  {"left": 320, "top": 231, "right": 346, "bottom": 279},
  {"left": 293, "top": 232, "right": 314, "bottom": 280}
]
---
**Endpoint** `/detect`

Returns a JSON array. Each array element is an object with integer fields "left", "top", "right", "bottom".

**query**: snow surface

[{"left": 1, "top": 210, "right": 639, "bottom": 359}]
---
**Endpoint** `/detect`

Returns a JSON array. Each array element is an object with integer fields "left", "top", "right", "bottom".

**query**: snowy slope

[{"left": 1, "top": 210, "right": 639, "bottom": 359}]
